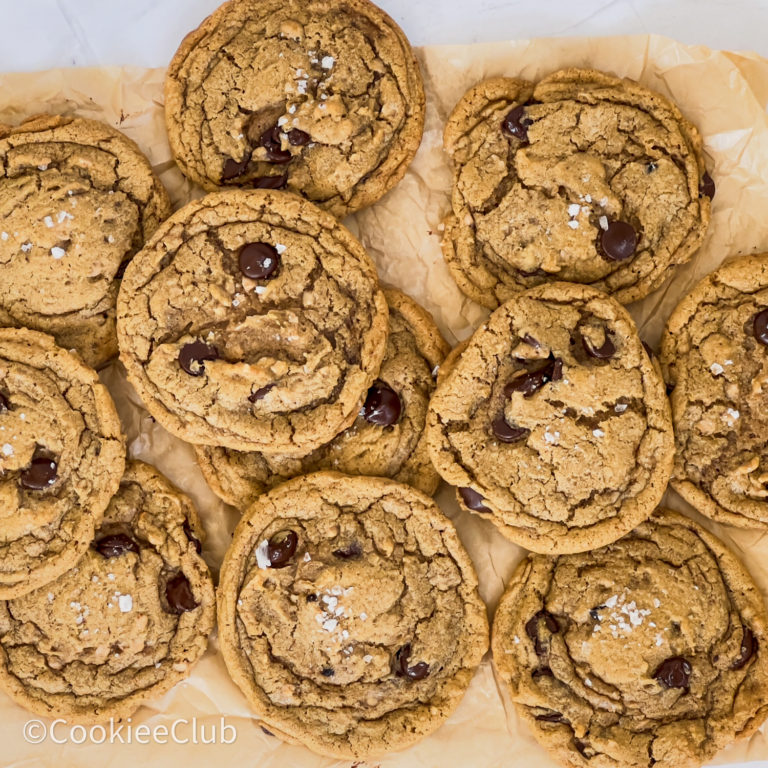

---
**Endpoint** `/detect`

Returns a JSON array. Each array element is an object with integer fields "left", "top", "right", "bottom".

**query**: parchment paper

[{"left": 2, "top": 34, "right": 768, "bottom": 768}]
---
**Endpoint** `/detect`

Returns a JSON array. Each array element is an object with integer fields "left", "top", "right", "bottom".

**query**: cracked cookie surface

[
  {"left": 0, "top": 115, "right": 171, "bottom": 368},
  {"left": 661, "top": 253, "right": 768, "bottom": 529},
  {"left": 0, "top": 461, "right": 215, "bottom": 723},
  {"left": 0, "top": 328, "right": 125, "bottom": 599},
  {"left": 442, "top": 68, "right": 711, "bottom": 309},
  {"left": 492, "top": 509, "right": 768, "bottom": 768},
  {"left": 116, "top": 189, "right": 388, "bottom": 455},
  {"left": 217, "top": 471, "right": 488, "bottom": 758},
  {"left": 195, "top": 289, "right": 448, "bottom": 507},
  {"left": 165, "top": 0, "right": 425, "bottom": 217},
  {"left": 426, "top": 282, "right": 674, "bottom": 554}
]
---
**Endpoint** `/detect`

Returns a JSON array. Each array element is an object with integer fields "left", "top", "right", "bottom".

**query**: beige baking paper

[{"left": 2, "top": 33, "right": 768, "bottom": 768}]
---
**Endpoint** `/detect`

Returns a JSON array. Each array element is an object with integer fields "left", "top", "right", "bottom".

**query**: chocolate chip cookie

[
  {"left": 165, "top": 0, "right": 425, "bottom": 217},
  {"left": 116, "top": 189, "right": 389, "bottom": 455},
  {"left": 426, "top": 282, "right": 674, "bottom": 554},
  {"left": 660, "top": 253, "right": 768, "bottom": 529},
  {"left": 442, "top": 68, "right": 711, "bottom": 309},
  {"left": 0, "top": 461, "right": 214, "bottom": 722},
  {"left": 195, "top": 289, "right": 448, "bottom": 506},
  {"left": 217, "top": 471, "right": 488, "bottom": 758},
  {"left": 0, "top": 114, "right": 171, "bottom": 368},
  {"left": 0, "top": 328, "right": 125, "bottom": 599},
  {"left": 492, "top": 509, "right": 768, "bottom": 768}
]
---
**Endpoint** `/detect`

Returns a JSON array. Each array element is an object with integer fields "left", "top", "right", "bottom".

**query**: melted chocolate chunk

[
  {"left": 253, "top": 174, "right": 288, "bottom": 190},
  {"left": 653, "top": 656, "right": 691, "bottom": 690},
  {"left": 267, "top": 530, "right": 298, "bottom": 568},
  {"left": 504, "top": 354, "right": 563, "bottom": 398},
  {"left": 287, "top": 128, "right": 311, "bottom": 146},
  {"left": 525, "top": 610, "right": 560, "bottom": 656},
  {"left": 239, "top": 242, "right": 280, "bottom": 280},
  {"left": 599, "top": 221, "right": 637, "bottom": 262},
  {"left": 580, "top": 328, "right": 616, "bottom": 360},
  {"left": 361, "top": 381, "right": 401, "bottom": 426},
  {"left": 732, "top": 625, "right": 758, "bottom": 670},
  {"left": 699, "top": 172, "right": 716, "bottom": 200},
  {"left": 178, "top": 341, "right": 219, "bottom": 376},
  {"left": 332, "top": 542, "right": 362, "bottom": 559},
  {"left": 249, "top": 384, "right": 275, "bottom": 403},
  {"left": 491, "top": 414, "right": 529, "bottom": 443},
  {"left": 95, "top": 533, "right": 140, "bottom": 558},
  {"left": 183, "top": 519, "right": 202, "bottom": 555},
  {"left": 222, "top": 157, "right": 249, "bottom": 181},
  {"left": 165, "top": 572, "right": 198, "bottom": 614},
  {"left": 753, "top": 309, "right": 768, "bottom": 346},
  {"left": 501, "top": 105, "right": 533, "bottom": 143},
  {"left": 458, "top": 486, "right": 490, "bottom": 513},
  {"left": 394, "top": 643, "right": 430, "bottom": 680},
  {"left": 20, "top": 454, "right": 58, "bottom": 490},
  {"left": 259, "top": 125, "right": 291, "bottom": 164}
]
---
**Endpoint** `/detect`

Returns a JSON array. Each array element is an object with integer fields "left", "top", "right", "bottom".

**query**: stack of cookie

[
  {"left": 0, "top": 0, "right": 767, "bottom": 766},
  {"left": 0, "top": 120, "right": 215, "bottom": 722}
]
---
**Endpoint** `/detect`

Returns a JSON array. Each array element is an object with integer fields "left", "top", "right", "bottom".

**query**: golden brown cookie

[
  {"left": 0, "top": 328, "right": 125, "bottom": 599},
  {"left": 195, "top": 288, "right": 448, "bottom": 506},
  {"left": 0, "top": 114, "right": 171, "bottom": 368},
  {"left": 0, "top": 461, "right": 215, "bottom": 723},
  {"left": 492, "top": 509, "right": 768, "bottom": 768},
  {"left": 426, "top": 282, "right": 674, "bottom": 554},
  {"left": 116, "top": 189, "right": 389, "bottom": 455},
  {"left": 661, "top": 252, "right": 768, "bottom": 529},
  {"left": 442, "top": 69, "right": 711, "bottom": 308},
  {"left": 165, "top": 0, "right": 425, "bottom": 217},
  {"left": 217, "top": 472, "right": 489, "bottom": 758}
]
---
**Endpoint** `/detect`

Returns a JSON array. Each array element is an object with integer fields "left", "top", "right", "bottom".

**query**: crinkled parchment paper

[{"left": 2, "top": 34, "right": 768, "bottom": 768}]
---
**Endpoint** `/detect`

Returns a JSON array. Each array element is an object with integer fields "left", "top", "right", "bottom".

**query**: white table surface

[{"left": 2, "top": 0, "right": 768, "bottom": 73}]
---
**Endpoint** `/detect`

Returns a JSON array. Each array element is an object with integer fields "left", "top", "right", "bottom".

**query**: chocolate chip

[
  {"left": 267, "top": 530, "right": 298, "bottom": 568},
  {"left": 531, "top": 666, "right": 554, "bottom": 680},
  {"left": 599, "top": 220, "right": 637, "bottom": 262},
  {"left": 20, "top": 454, "right": 58, "bottom": 490},
  {"left": 321, "top": 667, "right": 334, "bottom": 677},
  {"left": 525, "top": 610, "right": 560, "bottom": 656},
  {"left": 574, "top": 740, "right": 596, "bottom": 759},
  {"left": 253, "top": 174, "right": 288, "bottom": 190},
  {"left": 394, "top": 644, "right": 430, "bottom": 680},
  {"left": 183, "top": 519, "right": 202, "bottom": 555},
  {"left": 653, "top": 656, "right": 691, "bottom": 690},
  {"left": 287, "top": 129, "right": 311, "bottom": 146},
  {"left": 699, "top": 172, "right": 716, "bottom": 200},
  {"left": 178, "top": 341, "right": 219, "bottom": 376},
  {"left": 535, "top": 712, "right": 566, "bottom": 723},
  {"left": 222, "top": 157, "right": 249, "bottom": 181},
  {"left": 361, "top": 380, "right": 401, "bottom": 426},
  {"left": 589, "top": 606, "right": 604, "bottom": 621},
  {"left": 522, "top": 333, "right": 541, "bottom": 348},
  {"left": 261, "top": 727, "right": 274, "bottom": 737},
  {"left": 458, "top": 486, "right": 490, "bottom": 513},
  {"left": 501, "top": 105, "right": 533, "bottom": 143},
  {"left": 580, "top": 328, "right": 615, "bottom": 360},
  {"left": 491, "top": 414, "right": 529, "bottom": 443},
  {"left": 0, "top": 393, "right": 8, "bottom": 412},
  {"left": 249, "top": 384, "right": 275, "bottom": 403},
  {"left": 504, "top": 354, "right": 563, "bottom": 398},
  {"left": 332, "top": 542, "right": 362, "bottom": 559},
  {"left": 95, "top": 533, "right": 140, "bottom": 558},
  {"left": 646, "top": 161, "right": 658, "bottom": 174},
  {"left": 165, "top": 572, "right": 198, "bottom": 614},
  {"left": 259, "top": 125, "right": 291, "bottom": 164},
  {"left": 239, "top": 242, "right": 280, "bottom": 280},
  {"left": 732, "top": 625, "right": 758, "bottom": 670},
  {"left": 753, "top": 309, "right": 768, "bottom": 346},
  {"left": 306, "top": 593, "right": 318, "bottom": 602}
]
